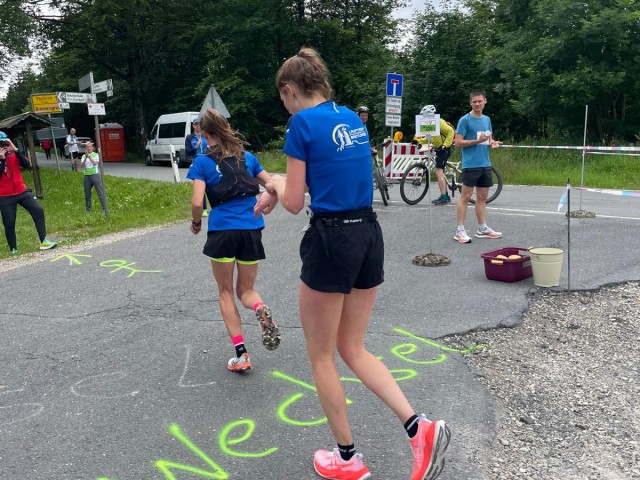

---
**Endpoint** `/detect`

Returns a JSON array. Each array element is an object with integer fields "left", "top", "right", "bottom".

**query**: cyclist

[
  {"left": 419, "top": 105, "right": 455, "bottom": 205},
  {"left": 357, "top": 106, "right": 377, "bottom": 156}
]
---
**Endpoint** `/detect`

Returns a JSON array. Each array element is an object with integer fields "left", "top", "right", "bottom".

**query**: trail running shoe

[
  {"left": 202, "top": 209, "right": 209, "bottom": 217},
  {"left": 409, "top": 415, "right": 451, "bottom": 480},
  {"left": 454, "top": 230, "right": 472, "bottom": 243},
  {"left": 227, "top": 353, "right": 252, "bottom": 372},
  {"left": 39, "top": 238, "right": 58, "bottom": 250},
  {"left": 256, "top": 305, "right": 280, "bottom": 351},
  {"left": 10, "top": 248, "right": 18, "bottom": 255},
  {"left": 475, "top": 227, "right": 503, "bottom": 239},
  {"left": 313, "top": 448, "right": 371, "bottom": 480}
]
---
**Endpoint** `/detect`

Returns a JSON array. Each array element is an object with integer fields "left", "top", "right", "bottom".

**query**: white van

[{"left": 145, "top": 111, "right": 199, "bottom": 167}]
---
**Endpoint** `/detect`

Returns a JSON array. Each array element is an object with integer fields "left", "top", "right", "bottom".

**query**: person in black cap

[{"left": 186, "top": 117, "right": 209, "bottom": 216}]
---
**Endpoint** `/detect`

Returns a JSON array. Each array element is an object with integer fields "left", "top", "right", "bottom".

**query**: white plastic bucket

[{"left": 527, "top": 247, "right": 564, "bottom": 287}]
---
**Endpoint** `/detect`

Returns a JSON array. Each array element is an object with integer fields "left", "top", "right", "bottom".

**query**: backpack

[{"left": 205, "top": 153, "right": 260, "bottom": 208}]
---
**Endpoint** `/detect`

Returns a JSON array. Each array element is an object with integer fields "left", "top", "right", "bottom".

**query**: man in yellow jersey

[{"left": 419, "top": 105, "right": 455, "bottom": 205}]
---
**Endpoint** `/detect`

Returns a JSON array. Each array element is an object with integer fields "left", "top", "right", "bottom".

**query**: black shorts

[
  {"left": 461, "top": 167, "right": 493, "bottom": 188},
  {"left": 434, "top": 148, "right": 451, "bottom": 169},
  {"left": 300, "top": 208, "right": 384, "bottom": 294},
  {"left": 72, "top": 151, "right": 82, "bottom": 159},
  {"left": 203, "top": 229, "right": 265, "bottom": 262}
]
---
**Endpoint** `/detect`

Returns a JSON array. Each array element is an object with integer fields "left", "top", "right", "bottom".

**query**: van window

[
  {"left": 159, "top": 122, "right": 187, "bottom": 139},
  {"left": 149, "top": 125, "right": 158, "bottom": 140}
]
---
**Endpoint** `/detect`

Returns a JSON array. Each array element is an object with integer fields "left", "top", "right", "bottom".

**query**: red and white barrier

[{"left": 383, "top": 140, "right": 425, "bottom": 178}]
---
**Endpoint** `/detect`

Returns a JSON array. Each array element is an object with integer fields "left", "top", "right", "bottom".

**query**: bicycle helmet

[
  {"left": 420, "top": 105, "right": 437, "bottom": 116},
  {"left": 0, "top": 131, "right": 8, "bottom": 140},
  {"left": 357, "top": 106, "right": 369, "bottom": 114}
]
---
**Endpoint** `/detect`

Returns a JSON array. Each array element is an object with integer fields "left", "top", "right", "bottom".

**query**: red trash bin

[{"left": 96, "top": 123, "right": 126, "bottom": 162}]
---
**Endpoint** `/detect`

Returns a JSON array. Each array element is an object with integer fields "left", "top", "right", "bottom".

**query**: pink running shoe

[
  {"left": 313, "top": 449, "right": 371, "bottom": 480},
  {"left": 409, "top": 415, "right": 451, "bottom": 480}
]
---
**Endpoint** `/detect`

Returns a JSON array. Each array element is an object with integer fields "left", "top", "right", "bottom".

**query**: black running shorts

[
  {"left": 434, "top": 148, "right": 451, "bottom": 169},
  {"left": 300, "top": 211, "right": 384, "bottom": 294},
  {"left": 460, "top": 167, "right": 494, "bottom": 188},
  {"left": 203, "top": 229, "right": 265, "bottom": 262}
]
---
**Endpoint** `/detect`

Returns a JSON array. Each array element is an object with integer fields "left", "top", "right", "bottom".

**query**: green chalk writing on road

[
  {"left": 99, "top": 259, "right": 163, "bottom": 277},
  {"left": 51, "top": 253, "right": 92, "bottom": 265}
]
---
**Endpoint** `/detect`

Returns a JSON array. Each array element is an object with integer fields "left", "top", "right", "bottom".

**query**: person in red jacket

[{"left": 0, "top": 132, "right": 57, "bottom": 254}]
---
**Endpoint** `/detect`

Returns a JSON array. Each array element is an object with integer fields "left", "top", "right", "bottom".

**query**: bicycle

[
  {"left": 399, "top": 147, "right": 502, "bottom": 205},
  {"left": 372, "top": 147, "right": 391, "bottom": 206}
]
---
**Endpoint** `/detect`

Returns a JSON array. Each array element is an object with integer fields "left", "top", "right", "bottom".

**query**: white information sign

[
  {"left": 87, "top": 103, "right": 106, "bottom": 116},
  {"left": 58, "top": 92, "right": 95, "bottom": 103},
  {"left": 415, "top": 114, "right": 441, "bottom": 137},
  {"left": 385, "top": 114, "right": 401, "bottom": 127},
  {"left": 94, "top": 79, "right": 113, "bottom": 94},
  {"left": 385, "top": 97, "right": 402, "bottom": 114}
]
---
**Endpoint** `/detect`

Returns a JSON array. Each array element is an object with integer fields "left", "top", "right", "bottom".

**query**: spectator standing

[
  {"left": 0, "top": 132, "right": 57, "bottom": 254},
  {"left": 65, "top": 128, "right": 81, "bottom": 170},
  {"left": 186, "top": 118, "right": 209, "bottom": 217},
  {"left": 41, "top": 139, "right": 53, "bottom": 159},
  {"left": 78, "top": 141, "right": 107, "bottom": 214},
  {"left": 454, "top": 90, "right": 503, "bottom": 243}
]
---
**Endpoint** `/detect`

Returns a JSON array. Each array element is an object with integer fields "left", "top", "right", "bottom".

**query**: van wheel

[
  {"left": 144, "top": 152, "right": 154, "bottom": 166},
  {"left": 177, "top": 158, "right": 188, "bottom": 168}
]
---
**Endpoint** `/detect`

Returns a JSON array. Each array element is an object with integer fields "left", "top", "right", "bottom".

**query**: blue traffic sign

[{"left": 386, "top": 73, "right": 403, "bottom": 97}]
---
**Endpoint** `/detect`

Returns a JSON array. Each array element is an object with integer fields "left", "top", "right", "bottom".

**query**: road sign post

[{"left": 385, "top": 73, "right": 404, "bottom": 138}]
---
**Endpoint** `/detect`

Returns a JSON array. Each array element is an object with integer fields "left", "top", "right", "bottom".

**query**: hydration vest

[{"left": 205, "top": 153, "right": 260, "bottom": 208}]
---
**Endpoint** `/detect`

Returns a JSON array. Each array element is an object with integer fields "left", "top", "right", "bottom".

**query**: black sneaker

[{"left": 431, "top": 196, "right": 448, "bottom": 205}]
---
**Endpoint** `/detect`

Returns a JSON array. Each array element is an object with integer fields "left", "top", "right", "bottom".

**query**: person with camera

[
  {"left": 0, "top": 131, "right": 57, "bottom": 254},
  {"left": 78, "top": 141, "right": 107, "bottom": 214}
]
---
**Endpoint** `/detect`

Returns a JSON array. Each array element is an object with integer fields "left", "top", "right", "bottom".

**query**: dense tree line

[{"left": 1, "top": 0, "right": 638, "bottom": 153}]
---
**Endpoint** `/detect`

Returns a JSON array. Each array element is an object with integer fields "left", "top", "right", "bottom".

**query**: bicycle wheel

[
  {"left": 400, "top": 162, "right": 430, "bottom": 205},
  {"left": 469, "top": 166, "right": 503, "bottom": 205},
  {"left": 374, "top": 167, "right": 389, "bottom": 206}
]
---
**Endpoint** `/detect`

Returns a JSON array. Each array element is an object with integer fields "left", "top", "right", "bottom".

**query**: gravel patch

[{"left": 447, "top": 282, "right": 640, "bottom": 479}]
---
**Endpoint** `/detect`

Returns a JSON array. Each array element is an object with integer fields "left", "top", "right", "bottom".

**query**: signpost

[{"left": 93, "top": 79, "right": 113, "bottom": 94}]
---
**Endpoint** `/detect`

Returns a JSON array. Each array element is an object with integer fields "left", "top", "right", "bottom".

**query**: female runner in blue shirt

[
  {"left": 188, "top": 108, "right": 280, "bottom": 372},
  {"left": 258, "top": 48, "right": 450, "bottom": 480}
]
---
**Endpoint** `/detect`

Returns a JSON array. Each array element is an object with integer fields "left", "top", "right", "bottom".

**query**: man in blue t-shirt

[{"left": 454, "top": 89, "right": 503, "bottom": 244}]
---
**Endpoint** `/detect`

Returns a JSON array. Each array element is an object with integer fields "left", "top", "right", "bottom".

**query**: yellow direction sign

[{"left": 31, "top": 93, "right": 62, "bottom": 114}]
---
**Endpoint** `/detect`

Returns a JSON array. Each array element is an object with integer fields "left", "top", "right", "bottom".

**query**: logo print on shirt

[{"left": 332, "top": 124, "right": 368, "bottom": 152}]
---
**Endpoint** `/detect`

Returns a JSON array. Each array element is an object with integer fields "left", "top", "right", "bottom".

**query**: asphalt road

[{"left": 1, "top": 156, "right": 639, "bottom": 479}]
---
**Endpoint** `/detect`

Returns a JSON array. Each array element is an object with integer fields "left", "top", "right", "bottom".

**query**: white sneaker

[
  {"left": 454, "top": 230, "right": 472, "bottom": 243},
  {"left": 227, "top": 353, "right": 252, "bottom": 372},
  {"left": 475, "top": 227, "right": 502, "bottom": 239}
]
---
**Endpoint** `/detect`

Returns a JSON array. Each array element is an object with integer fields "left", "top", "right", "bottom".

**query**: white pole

[
  {"left": 579, "top": 105, "right": 588, "bottom": 210},
  {"left": 170, "top": 145, "right": 181, "bottom": 183}
]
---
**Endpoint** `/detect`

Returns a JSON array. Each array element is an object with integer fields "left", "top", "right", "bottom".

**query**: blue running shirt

[
  {"left": 283, "top": 101, "right": 373, "bottom": 213},
  {"left": 187, "top": 151, "right": 265, "bottom": 231},
  {"left": 456, "top": 113, "right": 493, "bottom": 169}
]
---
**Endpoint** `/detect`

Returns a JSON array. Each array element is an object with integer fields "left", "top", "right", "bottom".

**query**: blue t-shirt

[
  {"left": 456, "top": 113, "right": 493, "bottom": 169},
  {"left": 187, "top": 151, "right": 265, "bottom": 231},
  {"left": 191, "top": 135, "right": 208, "bottom": 155},
  {"left": 283, "top": 101, "right": 372, "bottom": 213}
]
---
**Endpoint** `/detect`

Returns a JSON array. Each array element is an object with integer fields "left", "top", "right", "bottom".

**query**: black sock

[
  {"left": 404, "top": 414, "right": 420, "bottom": 438},
  {"left": 234, "top": 343, "right": 247, "bottom": 358},
  {"left": 337, "top": 443, "right": 355, "bottom": 461}
]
